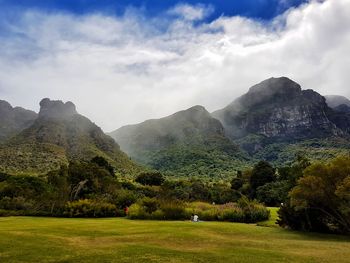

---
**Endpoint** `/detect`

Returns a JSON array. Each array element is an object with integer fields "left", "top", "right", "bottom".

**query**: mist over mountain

[
  {"left": 0, "top": 99, "right": 140, "bottom": 175},
  {"left": 0, "top": 100, "right": 37, "bottom": 142},
  {"left": 110, "top": 77, "right": 350, "bottom": 172},
  {"left": 325, "top": 95, "right": 350, "bottom": 108},
  {"left": 110, "top": 105, "right": 249, "bottom": 178},
  {"left": 1, "top": 77, "right": 350, "bottom": 177}
]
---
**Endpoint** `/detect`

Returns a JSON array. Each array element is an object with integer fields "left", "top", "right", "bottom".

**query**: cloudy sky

[{"left": 0, "top": 0, "right": 349, "bottom": 131}]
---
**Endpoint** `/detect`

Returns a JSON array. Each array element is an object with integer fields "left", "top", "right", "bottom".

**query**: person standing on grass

[{"left": 193, "top": 214, "right": 199, "bottom": 222}]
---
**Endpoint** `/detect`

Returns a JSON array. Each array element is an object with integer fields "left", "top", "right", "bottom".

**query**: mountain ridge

[
  {"left": 1, "top": 77, "right": 350, "bottom": 177},
  {"left": 0, "top": 98, "right": 140, "bottom": 176},
  {"left": 0, "top": 100, "right": 37, "bottom": 143},
  {"left": 111, "top": 77, "right": 350, "bottom": 173},
  {"left": 212, "top": 77, "right": 345, "bottom": 141},
  {"left": 110, "top": 105, "right": 249, "bottom": 178}
]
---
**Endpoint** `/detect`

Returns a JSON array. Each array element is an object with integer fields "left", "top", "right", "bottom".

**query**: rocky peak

[
  {"left": 0, "top": 100, "right": 37, "bottom": 142},
  {"left": 213, "top": 77, "right": 343, "bottom": 141},
  {"left": 238, "top": 77, "right": 302, "bottom": 109},
  {"left": 172, "top": 105, "right": 211, "bottom": 121},
  {"left": 39, "top": 98, "right": 77, "bottom": 120},
  {"left": 248, "top": 77, "right": 301, "bottom": 94},
  {"left": 0, "top": 100, "right": 12, "bottom": 111},
  {"left": 186, "top": 105, "right": 207, "bottom": 112}
]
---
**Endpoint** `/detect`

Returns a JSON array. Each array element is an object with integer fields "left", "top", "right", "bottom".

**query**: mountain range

[
  {"left": 1, "top": 77, "right": 350, "bottom": 178},
  {"left": 110, "top": 77, "right": 350, "bottom": 176},
  {"left": 0, "top": 98, "right": 139, "bottom": 175}
]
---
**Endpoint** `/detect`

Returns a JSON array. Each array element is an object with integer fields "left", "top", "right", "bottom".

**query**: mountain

[
  {"left": 325, "top": 95, "right": 350, "bottom": 108},
  {"left": 0, "top": 100, "right": 37, "bottom": 142},
  {"left": 0, "top": 98, "right": 140, "bottom": 175},
  {"left": 212, "top": 77, "right": 350, "bottom": 163},
  {"left": 213, "top": 77, "right": 344, "bottom": 140},
  {"left": 110, "top": 105, "right": 249, "bottom": 178}
]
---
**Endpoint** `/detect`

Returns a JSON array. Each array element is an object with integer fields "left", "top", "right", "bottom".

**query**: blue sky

[{"left": 0, "top": 0, "right": 308, "bottom": 21}]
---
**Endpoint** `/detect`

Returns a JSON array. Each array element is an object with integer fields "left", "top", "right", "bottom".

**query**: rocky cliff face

[
  {"left": 0, "top": 100, "right": 37, "bottom": 142},
  {"left": 213, "top": 77, "right": 343, "bottom": 141},
  {"left": 39, "top": 98, "right": 78, "bottom": 120},
  {"left": 0, "top": 98, "right": 140, "bottom": 175}
]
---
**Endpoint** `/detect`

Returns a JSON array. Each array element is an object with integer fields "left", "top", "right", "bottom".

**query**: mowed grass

[
  {"left": 258, "top": 207, "right": 279, "bottom": 227},
  {"left": 0, "top": 216, "right": 349, "bottom": 263}
]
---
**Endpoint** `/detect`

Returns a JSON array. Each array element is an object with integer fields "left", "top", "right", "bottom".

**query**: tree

[
  {"left": 256, "top": 181, "right": 290, "bottom": 206},
  {"left": 280, "top": 156, "right": 350, "bottom": 234},
  {"left": 91, "top": 156, "right": 115, "bottom": 176},
  {"left": 231, "top": 171, "right": 244, "bottom": 190},
  {"left": 249, "top": 161, "right": 275, "bottom": 198},
  {"left": 135, "top": 172, "right": 165, "bottom": 186}
]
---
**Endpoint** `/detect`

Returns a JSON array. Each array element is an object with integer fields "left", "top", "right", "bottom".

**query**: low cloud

[{"left": 0, "top": 0, "right": 349, "bottom": 131}]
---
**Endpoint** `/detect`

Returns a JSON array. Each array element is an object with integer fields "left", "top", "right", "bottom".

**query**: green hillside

[
  {"left": 0, "top": 99, "right": 140, "bottom": 176},
  {"left": 110, "top": 106, "right": 250, "bottom": 178}
]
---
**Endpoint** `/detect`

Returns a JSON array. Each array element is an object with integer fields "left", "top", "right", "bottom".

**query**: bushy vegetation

[
  {"left": 187, "top": 198, "right": 269, "bottom": 223},
  {"left": 63, "top": 199, "right": 119, "bottom": 217},
  {"left": 135, "top": 172, "right": 165, "bottom": 186},
  {"left": 128, "top": 198, "right": 189, "bottom": 220},
  {"left": 128, "top": 197, "right": 269, "bottom": 223},
  {"left": 278, "top": 156, "right": 350, "bottom": 234},
  {"left": 4, "top": 152, "right": 348, "bottom": 234},
  {"left": 0, "top": 156, "right": 270, "bottom": 223}
]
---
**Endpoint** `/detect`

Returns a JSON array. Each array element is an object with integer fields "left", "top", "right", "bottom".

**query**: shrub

[
  {"left": 63, "top": 199, "right": 117, "bottom": 217},
  {"left": 237, "top": 197, "right": 270, "bottom": 223},
  {"left": 0, "top": 209, "right": 25, "bottom": 217},
  {"left": 0, "top": 196, "right": 35, "bottom": 211},
  {"left": 128, "top": 203, "right": 147, "bottom": 219},
  {"left": 137, "top": 185, "right": 159, "bottom": 198},
  {"left": 135, "top": 172, "right": 165, "bottom": 186},
  {"left": 187, "top": 200, "right": 269, "bottom": 223},
  {"left": 198, "top": 209, "right": 218, "bottom": 221},
  {"left": 128, "top": 198, "right": 189, "bottom": 220},
  {"left": 90, "top": 156, "right": 115, "bottom": 175},
  {"left": 220, "top": 208, "right": 245, "bottom": 222},
  {"left": 141, "top": 197, "right": 159, "bottom": 214},
  {"left": 159, "top": 200, "right": 188, "bottom": 220},
  {"left": 114, "top": 189, "right": 138, "bottom": 209}
]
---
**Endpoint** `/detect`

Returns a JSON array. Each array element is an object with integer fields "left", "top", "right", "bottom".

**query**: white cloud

[
  {"left": 0, "top": 0, "right": 349, "bottom": 131},
  {"left": 168, "top": 3, "right": 214, "bottom": 21}
]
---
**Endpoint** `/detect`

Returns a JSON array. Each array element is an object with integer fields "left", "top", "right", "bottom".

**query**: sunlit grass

[{"left": 0, "top": 216, "right": 349, "bottom": 263}]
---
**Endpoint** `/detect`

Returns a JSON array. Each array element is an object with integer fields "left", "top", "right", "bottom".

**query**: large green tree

[
  {"left": 249, "top": 161, "right": 275, "bottom": 198},
  {"left": 281, "top": 156, "right": 350, "bottom": 234}
]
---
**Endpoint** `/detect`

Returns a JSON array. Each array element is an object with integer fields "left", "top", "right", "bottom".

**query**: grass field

[{"left": 1, "top": 213, "right": 350, "bottom": 263}]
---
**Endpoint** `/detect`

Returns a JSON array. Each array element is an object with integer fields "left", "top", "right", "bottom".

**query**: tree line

[{"left": 0, "top": 154, "right": 349, "bottom": 234}]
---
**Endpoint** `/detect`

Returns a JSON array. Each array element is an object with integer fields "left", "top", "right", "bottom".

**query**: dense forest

[{"left": 1, "top": 154, "right": 349, "bottom": 234}]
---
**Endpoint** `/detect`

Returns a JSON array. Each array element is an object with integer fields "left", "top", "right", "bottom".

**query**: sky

[{"left": 0, "top": 0, "right": 349, "bottom": 131}]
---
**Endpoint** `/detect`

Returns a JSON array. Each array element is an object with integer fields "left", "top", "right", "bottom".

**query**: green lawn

[
  {"left": 257, "top": 207, "right": 279, "bottom": 227},
  {"left": 1, "top": 216, "right": 349, "bottom": 263}
]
